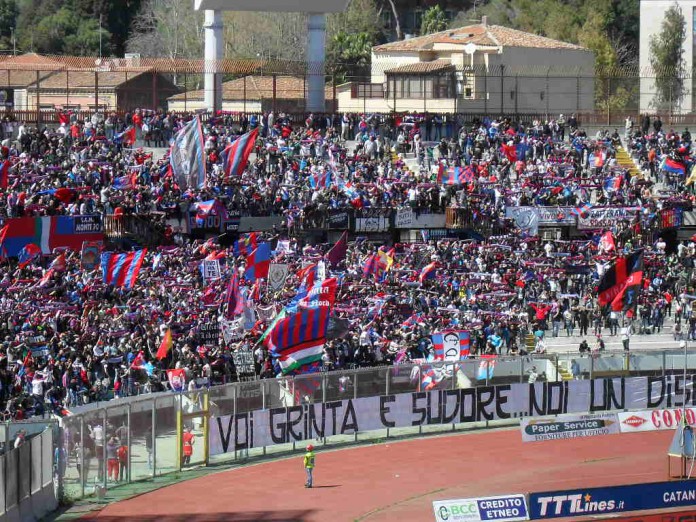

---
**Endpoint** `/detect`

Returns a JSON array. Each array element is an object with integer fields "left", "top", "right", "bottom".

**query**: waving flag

[
  {"left": 167, "top": 368, "right": 186, "bottom": 392},
  {"left": 309, "top": 170, "right": 331, "bottom": 189},
  {"left": 18, "top": 243, "right": 41, "bottom": 268},
  {"left": 296, "top": 278, "right": 338, "bottom": 310},
  {"left": 598, "top": 250, "right": 643, "bottom": 311},
  {"left": 571, "top": 202, "right": 593, "bottom": 219},
  {"left": 438, "top": 165, "right": 475, "bottom": 185},
  {"left": 477, "top": 354, "right": 497, "bottom": 381},
  {"left": 234, "top": 232, "right": 257, "bottom": 257},
  {"left": 325, "top": 231, "right": 348, "bottom": 268},
  {"left": 603, "top": 176, "right": 622, "bottom": 192},
  {"left": 660, "top": 157, "right": 686, "bottom": 175},
  {"left": 432, "top": 331, "right": 470, "bottom": 360},
  {"left": 589, "top": 150, "right": 606, "bottom": 168},
  {"left": 115, "top": 126, "right": 136, "bottom": 146},
  {"left": 297, "top": 263, "right": 319, "bottom": 290},
  {"left": 101, "top": 249, "right": 147, "bottom": 289},
  {"left": 264, "top": 306, "right": 330, "bottom": 374},
  {"left": 170, "top": 116, "right": 206, "bottom": 189},
  {"left": 0, "top": 159, "right": 10, "bottom": 190},
  {"left": 225, "top": 273, "right": 243, "bottom": 318},
  {"left": 419, "top": 262, "right": 437, "bottom": 283},
  {"left": 402, "top": 313, "right": 425, "bottom": 329},
  {"left": 374, "top": 248, "right": 395, "bottom": 282},
  {"left": 112, "top": 175, "right": 134, "bottom": 191},
  {"left": 156, "top": 328, "right": 174, "bottom": 360},
  {"left": 50, "top": 252, "right": 67, "bottom": 272},
  {"left": 415, "top": 364, "right": 452, "bottom": 391},
  {"left": 222, "top": 128, "right": 258, "bottom": 178},
  {"left": 244, "top": 242, "right": 271, "bottom": 281},
  {"left": 501, "top": 143, "right": 517, "bottom": 162}
]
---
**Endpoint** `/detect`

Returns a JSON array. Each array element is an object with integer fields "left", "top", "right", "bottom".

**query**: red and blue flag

[
  {"left": 309, "top": 170, "right": 331, "bottom": 189},
  {"left": 244, "top": 242, "right": 271, "bottom": 281},
  {"left": 0, "top": 159, "right": 10, "bottom": 190},
  {"left": 419, "top": 262, "right": 437, "bottom": 283},
  {"left": 222, "top": 128, "right": 258, "bottom": 178},
  {"left": 660, "top": 157, "right": 686, "bottom": 175},
  {"left": 17, "top": 243, "right": 41, "bottom": 268},
  {"left": 603, "top": 176, "right": 622, "bottom": 192},
  {"left": 264, "top": 306, "right": 330, "bottom": 374},
  {"left": 101, "top": 249, "right": 147, "bottom": 289},
  {"left": 234, "top": 232, "right": 257, "bottom": 257},
  {"left": 571, "top": 202, "right": 593, "bottom": 219},
  {"left": 224, "top": 273, "right": 243, "bottom": 318}
]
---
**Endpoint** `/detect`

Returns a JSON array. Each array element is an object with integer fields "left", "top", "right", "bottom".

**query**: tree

[
  {"left": 126, "top": 0, "right": 203, "bottom": 60},
  {"left": 381, "top": 0, "right": 402, "bottom": 41},
  {"left": 649, "top": 3, "right": 686, "bottom": 112},
  {"left": 327, "top": 31, "right": 373, "bottom": 83},
  {"left": 420, "top": 5, "right": 448, "bottom": 35},
  {"left": 0, "top": 0, "right": 18, "bottom": 51}
]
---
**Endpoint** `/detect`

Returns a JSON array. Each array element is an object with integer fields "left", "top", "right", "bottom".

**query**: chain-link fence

[{"left": 1, "top": 55, "right": 696, "bottom": 126}]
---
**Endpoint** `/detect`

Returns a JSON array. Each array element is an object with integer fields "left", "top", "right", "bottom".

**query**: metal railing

[{"left": 55, "top": 348, "right": 695, "bottom": 503}]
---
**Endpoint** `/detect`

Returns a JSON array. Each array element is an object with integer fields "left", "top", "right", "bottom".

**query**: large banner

[
  {"left": 577, "top": 207, "right": 640, "bottom": 230},
  {"left": 3, "top": 216, "right": 104, "bottom": 257},
  {"left": 506, "top": 207, "right": 575, "bottom": 227},
  {"left": 209, "top": 375, "right": 696, "bottom": 456},
  {"left": 529, "top": 480, "right": 696, "bottom": 519}
]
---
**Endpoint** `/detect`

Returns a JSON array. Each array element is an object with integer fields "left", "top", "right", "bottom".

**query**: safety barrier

[
  {"left": 57, "top": 349, "right": 696, "bottom": 503},
  {"left": 0, "top": 425, "right": 57, "bottom": 522}
]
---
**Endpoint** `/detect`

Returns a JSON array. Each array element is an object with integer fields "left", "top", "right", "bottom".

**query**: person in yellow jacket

[{"left": 303, "top": 444, "right": 315, "bottom": 488}]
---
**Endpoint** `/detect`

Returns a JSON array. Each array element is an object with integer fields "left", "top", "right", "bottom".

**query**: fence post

[
  {"left": 35, "top": 70, "right": 41, "bottom": 125},
  {"left": 126, "top": 403, "right": 132, "bottom": 483},
  {"left": 484, "top": 66, "right": 488, "bottom": 114},
  {"left": 79, "top": 416, "right": 85, "bottom": 499},
  {"left": 500, "top": 65, "right": 505, "bottom": 116},
  {"left": 243, "top": 75, "right": 246, "bottom": 114},
  {"left": 152, "top": 397, "right": 157, "bottom": 479},
  {"left": 272, "top": 74, "right": 277, "bottom": 114},
  {"left": 94, "top": 71, "right": 99, "bottom": 114},
  {"left": 184, "top": 72, "right": 188, "bottom": 113},
  {"left": 606, "top": 76, "right": 611, "bottom": 126},
  {"left": 663, "top": 350, "right": 667, "bottom": 379},
  {"left": 66, "top": 69, "right": 69, "bottom": 108},
  {"left": 102, "top": 409, "right": 107, "bottom": 491}
]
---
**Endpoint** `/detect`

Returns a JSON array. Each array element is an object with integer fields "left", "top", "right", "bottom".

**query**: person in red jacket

[{"left": 182, "top": 426, "right": 195, "bottom": 466}]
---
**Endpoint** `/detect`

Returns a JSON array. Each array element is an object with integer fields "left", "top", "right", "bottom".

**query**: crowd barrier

[
  {"left": 0, "top": 425, "right": 57, "bottom": 522},
  {"left": 56, "top": 349, "right": 696, "bottom": 503}
]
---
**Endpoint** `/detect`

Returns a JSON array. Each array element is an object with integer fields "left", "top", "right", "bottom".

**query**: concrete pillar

[
  {"left": 307, "top": 13, "right": 326, "bottom": 113},
  {"left": 204, "top": 9, "right": 224, "bottom": 113}
]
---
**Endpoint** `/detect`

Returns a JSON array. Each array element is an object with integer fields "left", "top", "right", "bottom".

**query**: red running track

[{"left": 84, "top": 428, "right": 678, "bottom": 522}]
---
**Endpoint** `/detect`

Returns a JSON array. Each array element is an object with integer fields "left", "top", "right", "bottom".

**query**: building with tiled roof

[
  {"left": 337, "top": 17, "right": 595, "bottom": 115},
  {"left": 0, "top": 53, "right": 178, "bottom": 112},
  {"left": 167, "top": 75, "right": 336, "bottom": 113}
]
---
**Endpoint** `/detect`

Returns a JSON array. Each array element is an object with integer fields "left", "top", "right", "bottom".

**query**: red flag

[
  {"left": 123, "top": 126, "right": 136, "bottom": 146},
  {"left": 156, "top": 329, "right": 173, "bottom": 360},
  {"left": 325, "top": 231, "right": 348, "bottom": 267}
]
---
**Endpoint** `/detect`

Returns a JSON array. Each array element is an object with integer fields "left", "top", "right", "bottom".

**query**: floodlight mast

[{"left": 194, "top": 0, "right": 350, "bottom": 114}]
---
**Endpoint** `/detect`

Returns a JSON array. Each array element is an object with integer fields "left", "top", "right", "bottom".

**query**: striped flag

[
  {"left": 101, "top": 249, "right": 147, "bottom": 289},
  {"left": 477, "top": 354, "right": 497, "bottom": 381},
  {"left": 222, "top": 128, "right": 258, "bottom": 178},
  {"left": 170, "top": 116, "right": 206, "bottom": 189},
  {"left": 225, "top": 273, "right": 243, "bottom": 318},
  {"left": 264, "top": 307, "right": 330, "bottom": 374}
]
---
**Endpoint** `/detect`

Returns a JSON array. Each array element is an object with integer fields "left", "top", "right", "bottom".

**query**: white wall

[{"left": 640, "top": 0, "right": 696, "bottom": 113}]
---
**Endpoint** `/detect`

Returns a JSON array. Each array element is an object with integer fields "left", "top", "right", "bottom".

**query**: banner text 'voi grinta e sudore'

[{"left": 209, "top": 375, "right": 696, "bottom": 455}]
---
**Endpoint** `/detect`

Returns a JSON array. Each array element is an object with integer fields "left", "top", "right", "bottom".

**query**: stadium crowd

[{"left": 0, "top": 109, "right": 693, "bottom": 421}]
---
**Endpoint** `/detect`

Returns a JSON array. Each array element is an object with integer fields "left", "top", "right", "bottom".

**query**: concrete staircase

[
  {"left": 616, "top": 146, "right": 641, "bottom": 178},
  {"left": 557, "top": 361, "right": 574, "bottom": 381}
]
